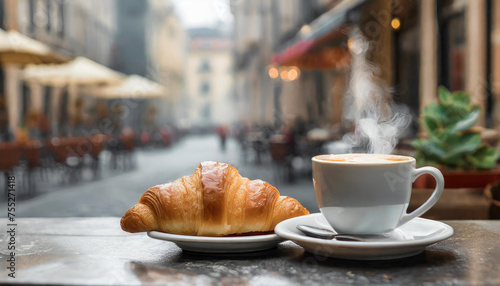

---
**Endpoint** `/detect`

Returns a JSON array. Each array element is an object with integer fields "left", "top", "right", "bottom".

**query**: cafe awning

[
  {"left": 270, "top": 0, "right": 366, "bottom": 69},
  {"left": 23, "top": 56, "right": 123, "bottom": 86},
  {"left": 0, "top": 29, "right": 68, "bottom": 65},
  {"left": 89, "top": 75, "right": 167, "bottom": 99}
]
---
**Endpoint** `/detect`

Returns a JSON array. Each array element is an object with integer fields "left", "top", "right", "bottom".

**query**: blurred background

[{"left": 0, "top": 0, "right": 499, "bottom": 219}]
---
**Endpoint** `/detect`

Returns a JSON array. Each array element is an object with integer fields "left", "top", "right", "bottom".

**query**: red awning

[
  {"left": 271, "top": 26, "right": 352, "bottom": 69},
  {"left": 270, "top": 0, "right": 365, "bottom": 69},
  {"left": 270, "top": 40, "right": 315, "bottom": 66}
]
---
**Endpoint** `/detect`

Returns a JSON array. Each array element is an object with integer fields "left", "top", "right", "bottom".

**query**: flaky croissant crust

[{"left": 121, "top": 161, "right": 309, "bottom": 236}]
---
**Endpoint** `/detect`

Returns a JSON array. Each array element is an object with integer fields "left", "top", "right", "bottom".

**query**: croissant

[{"left": 121, "top": 161, "right": 309, "bottom": 236}]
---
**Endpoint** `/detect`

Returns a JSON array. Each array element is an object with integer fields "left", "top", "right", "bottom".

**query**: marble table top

[{"left": 0, "top": 218, "right": 498, "bottom": 285}]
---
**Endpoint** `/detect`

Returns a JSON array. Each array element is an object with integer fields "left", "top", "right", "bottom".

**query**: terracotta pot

[
  {"left": 413, "top": 168, "right": 500, "bottom": 189},
  {"left": 485, "top": 182, "right": 500, "bottom": 219}
]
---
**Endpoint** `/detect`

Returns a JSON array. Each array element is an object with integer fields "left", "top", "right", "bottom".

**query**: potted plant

[{"left": 413, "top": 86, "right": 500, "bottom": 188}]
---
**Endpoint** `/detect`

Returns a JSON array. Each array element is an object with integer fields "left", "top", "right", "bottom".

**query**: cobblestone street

[{"left": 4, "top": 135, "right": 318, "bottom": 217}]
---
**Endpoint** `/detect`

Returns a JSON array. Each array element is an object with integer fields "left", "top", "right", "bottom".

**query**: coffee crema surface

[{"left": 315, "top": 154, "right": 414, "bottom": 163}]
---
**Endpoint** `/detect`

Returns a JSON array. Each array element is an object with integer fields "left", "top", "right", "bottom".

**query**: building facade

[
  {"left": 183, "top": 26, "right": 234, "bottom": 127},
  {"left": 1, "top": 0, "right": 117, "bottom": 137},
  {"left": 113, "top": 0, "right": 147, "bottom": 76},
  {"left": 234, "top": 0, "right": 497, "bottom": 136},
  {"left": 233, "top": 0, "right": 345, "bottom": 128},
  {"left": 146, "top": 0, "right": 186, "bottom": 126},
  {"left": 10, "top": 0, "right": 116, "bottom": 66}
]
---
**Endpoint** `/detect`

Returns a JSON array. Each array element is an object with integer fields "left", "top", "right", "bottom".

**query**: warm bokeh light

[
  {"left": 280, "top": 67, "right": 289, "bottom": 81},
  {"left": 288, "top": 66, "right": 300, "bottom": 81},
  {"left": 391, "top": 18, "right": 401, "bottom": 30},
  {"left": 268, "top": 67, "right": 279, "bottom": 79},
  {"left": 288, "top": 69, "right": 298, "bottom": 81}
]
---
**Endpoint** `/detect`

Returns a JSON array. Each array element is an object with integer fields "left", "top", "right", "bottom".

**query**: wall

[
  {"left": 1, "top": 0, "right": 117, "bottom": 135},
  {"left": 146, "top": 0, "right": 186, "bottom": 125},
  {"left": 184, "top": 27, "right": 234, "bottom": 126},
  {"left": 113, "top": 0, "right": 147, "bottom": 76}
]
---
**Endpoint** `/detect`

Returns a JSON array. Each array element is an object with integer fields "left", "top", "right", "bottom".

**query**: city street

[{"left": 3, "top": 135, "right": 318, "bottom": 218}]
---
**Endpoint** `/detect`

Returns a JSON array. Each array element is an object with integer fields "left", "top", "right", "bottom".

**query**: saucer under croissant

[{"left": 121, "top": 161, "right": 309, "bottom": 252}]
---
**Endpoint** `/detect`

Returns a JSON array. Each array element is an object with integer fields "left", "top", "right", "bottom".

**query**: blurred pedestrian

[
  {"left": 140, "top": 131, "right": 151, "bottom": 147},
  {"left": 281, "top": 124, "right": 297, "bottom": 156},
  {"left": 216, "top": 125, "right": 228, "bottom": 152},
  {"left": 160, "top": 126, "right": 172, "bottom": 146}
]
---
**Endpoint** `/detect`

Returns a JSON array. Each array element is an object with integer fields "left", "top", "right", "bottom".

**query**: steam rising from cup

[{"left": 342, "top": 30, "right": 411, "bottom": 154}]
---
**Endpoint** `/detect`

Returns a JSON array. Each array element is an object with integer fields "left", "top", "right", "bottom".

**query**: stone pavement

[{"left": 2, "top": 135, "right": 318, "bottom": 218}]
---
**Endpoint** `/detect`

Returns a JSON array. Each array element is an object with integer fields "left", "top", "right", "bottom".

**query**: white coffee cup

[{"left": 312, "top": 154, "right": 444, "bottom": 234}]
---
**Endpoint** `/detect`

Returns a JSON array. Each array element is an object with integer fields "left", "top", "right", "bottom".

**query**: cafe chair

[
  {"left": 89, "top": 134, "right": 105, "bottom": 179},
  {"left": 0, "top": 142, "right": 22, "bottom": 196},
  {"left": 270, "top": 141, "right": 294, "bottom": 183},
  {"left": 22, "top": 140, "right": 42, "bottom": 196}
]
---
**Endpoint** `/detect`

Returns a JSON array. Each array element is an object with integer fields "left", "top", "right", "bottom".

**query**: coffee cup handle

[{"left": 397, "top": 167, "right": 444, "bottom": 227}]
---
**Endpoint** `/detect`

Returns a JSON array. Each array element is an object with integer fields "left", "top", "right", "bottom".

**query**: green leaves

[
  {"left": 442, "top": 133, "right": 481, "bottom": 166},
  {"left": 423, "top": 103, "right": 448, "bottom": 125},
  {"left": 467, "top": 146, "right": 500, "bottom": 170},
  {"left": 413, "top": 86, "right": 499, "bottom": 170},
  {"left": 449, "top": 108, "right": 480, "bottom": 133},
  {"left": 438, "top": 86, "right": 471, "bottom": 109},
  {"left": 451, "top": 91, "right": 472, "bottom": 108},
  {"left": 437, "top": 86, "right": 454, "bottom": 106}
]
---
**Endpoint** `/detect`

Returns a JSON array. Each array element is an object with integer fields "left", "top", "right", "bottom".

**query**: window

[
  {"left": 438, "top": 1, "right": 466, "bottom": 91},
  {"left": 34, "top": 0, "right": 48, "bottom": 31},
  {"left": 392, "top": 0, "right": 420, "bottom": 136},
  {"left": 49, "top": 0, "right": 63, "bottom": 34},
  {"left": 45, "top": 0, "right": 51, "bottom": 31},
  {"left": 28, "top": 0, "right": 35, "bottom": 34},
  {"left": 200, "top": 81, "right": 210, "bottom": 95},
  {"left": 199, "top": 59, "right": 211, "bottom": 73},
  {"left": 58, "top": 0, "right": 64, "bottom": 37}
]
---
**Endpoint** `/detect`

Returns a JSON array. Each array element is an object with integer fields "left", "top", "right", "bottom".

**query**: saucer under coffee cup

[{"left": 312, "top": 153, "right": 444, "bottom": 235}]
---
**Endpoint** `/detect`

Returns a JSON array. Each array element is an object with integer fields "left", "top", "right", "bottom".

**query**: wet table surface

[{"left": 0, "top": 218, "right": 498, "bottom": 285}]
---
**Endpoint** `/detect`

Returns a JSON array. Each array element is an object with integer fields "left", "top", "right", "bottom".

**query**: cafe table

[{"left": 0, "top": 217, "right": 498, "bottom": 285}]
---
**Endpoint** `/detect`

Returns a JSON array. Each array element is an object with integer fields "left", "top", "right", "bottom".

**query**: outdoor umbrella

[
  {"left": 22, "top": 56, "right": 124, "bottom": 133},
  {"left": 1, "top": 29, "right": 68, "bottom": 135},
  {"left": 87, "top": 75, "right": 168, "bottom": 136},
  {"left": 89, "top": 75, "right": 167, "bottom": 99},
  {"left": 0, "top": 28, "right": 67, "bottom": 65},
  {"left": 23, "top": 56, "right": 123, "bottom": 86}
]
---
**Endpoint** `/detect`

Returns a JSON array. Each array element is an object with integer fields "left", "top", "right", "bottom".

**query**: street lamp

[{"left": 391, "top": 18, "right": 401, "bottom": 30}]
